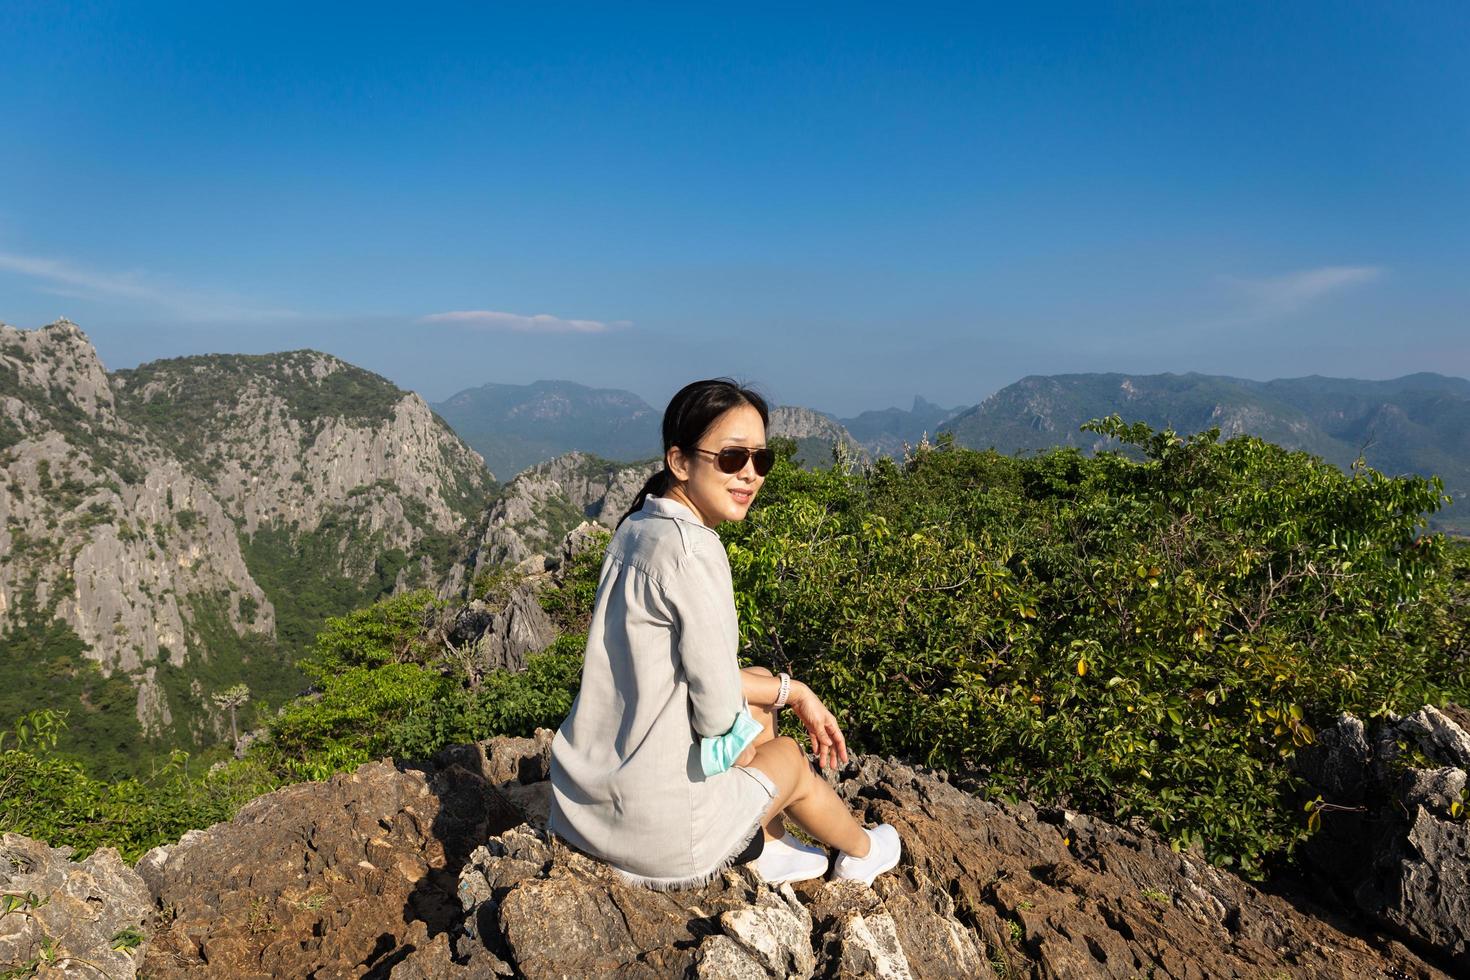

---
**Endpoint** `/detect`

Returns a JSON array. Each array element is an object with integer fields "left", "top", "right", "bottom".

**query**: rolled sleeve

[{"left": 663, "top": 544, "right": 744, "bottom": 738}]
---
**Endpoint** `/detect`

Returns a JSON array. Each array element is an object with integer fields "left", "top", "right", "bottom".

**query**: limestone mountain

[
  {"left": 112, "top": 348, "right": 495, "bottom": 647},
  {"left": 1, "top": 321, "right": 276, "bottom": 773},
  {"left": 942, "top": 371, "right": 1470, "bottom": 533},
  {"left": 0, "top": 322, "right": 495, "bottom": 773},
  {"left": 766, "top": 405, "right": 867, "bottom": 469},
  {"left": 432, "top": 380, "right": 659, "bottom": 480}
]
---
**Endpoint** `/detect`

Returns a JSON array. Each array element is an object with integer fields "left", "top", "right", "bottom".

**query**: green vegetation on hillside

[
  {"left": 0, "top": 616, "right": 147, "bottom": 779},
  {"left": 113, "top": 351, "right": 408, "bottom": 464},
  {"left": 4, "top": 420, "right": 1465, "bottom": 884}
]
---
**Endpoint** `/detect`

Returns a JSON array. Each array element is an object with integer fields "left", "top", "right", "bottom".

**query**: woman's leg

[
  {"left": 748, "top": 736, "right": 871, "bottom": 857},
  {"left": 740, "top": 666, "right": 787, "bottom": 839}
]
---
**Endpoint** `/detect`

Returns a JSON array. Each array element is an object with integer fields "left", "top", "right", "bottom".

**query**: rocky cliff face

[
  {"left": 1, "top": 323, "right": 495, "bottom": 756},
  {"left": 0, "top": 321, "right": 274, "bottom": 740},
  {"left": 111, "top": 349, "right": 493, "bottom": 571},
  {"left": 769, "top": 405, "right": 867, "bottom": 468}
]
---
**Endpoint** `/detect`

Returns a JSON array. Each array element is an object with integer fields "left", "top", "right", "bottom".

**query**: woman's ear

[{"left": 667, "top": 446, "right": 691, "bottom": 482}]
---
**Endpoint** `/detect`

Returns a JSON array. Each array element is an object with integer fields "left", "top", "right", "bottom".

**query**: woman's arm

[
  {"left": 740, "top": 668, "right": 783, "bottom": 708},
  {"left": 741, "top": 670, "right": 850, "bottom": 770},
  {"left": 664, "top": 549, "right": 745, "bottom": 737}
]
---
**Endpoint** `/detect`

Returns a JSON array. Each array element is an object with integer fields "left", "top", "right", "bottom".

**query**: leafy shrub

[
  {"left": 261, "top": 590, "right": 451, "bottom": 780},
  {"left": 384, "top": 635, "right": 586, "bottom": 760},
  {"left": 0, "top": 710, "right": 279, "bottom": 862},
  {"left": 725, "top": 419, "right": 1467, "bottom": 876}
]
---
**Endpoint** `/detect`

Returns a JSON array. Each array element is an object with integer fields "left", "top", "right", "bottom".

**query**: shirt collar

[{"left": 641, "top": 494, "right": 717, "bottom": 533}]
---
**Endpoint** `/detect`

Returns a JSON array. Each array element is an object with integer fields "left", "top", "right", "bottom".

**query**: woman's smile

[{"left": 665, "top": 402, "right": 767, "bottom": 528}]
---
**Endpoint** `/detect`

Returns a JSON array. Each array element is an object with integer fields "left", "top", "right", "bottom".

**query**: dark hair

[{"left": 617, "top": 378, "right": 770, "bottom": 529}]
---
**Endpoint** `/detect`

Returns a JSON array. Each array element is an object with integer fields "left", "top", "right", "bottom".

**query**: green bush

[
  {"left": 384, "top": 635, "right": 585, "bottom": 760},
  {"left": 724, "top": 419, "right": 1467, "bottom": 877},
  {"left": 0, "top": 710, "right": 280, "bottom": 862}
]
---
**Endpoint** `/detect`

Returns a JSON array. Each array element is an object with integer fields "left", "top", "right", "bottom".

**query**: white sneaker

[
  {"left": 778, "top": 831, "right": 826, "bottom": 857},
  {"left": 832, "top": 824, "right": 902, "bottom": 886},
  {"left": 751, "top": 832, "right": 830, "bottom": 884}
]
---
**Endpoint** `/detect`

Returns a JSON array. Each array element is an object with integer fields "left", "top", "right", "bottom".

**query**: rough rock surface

[
  {"left": 125, "top": 731, "right": 1443, "bottom": 978},
  {"left": 0, "top": 832, "right": 152, "bottom": 978},
  {"left": 435, "top": 755, "right": 1443, "bottom": 979},
  {"left": 1295, "top": 706, "right": 1470, "bottom": 971},
  {"left": 137, "top": 755, "right": 526, "bottom": 978}
]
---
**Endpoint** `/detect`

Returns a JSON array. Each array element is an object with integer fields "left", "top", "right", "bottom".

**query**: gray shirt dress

[{"left": 547, "top": 494, "right": 777, "bottom": 888}]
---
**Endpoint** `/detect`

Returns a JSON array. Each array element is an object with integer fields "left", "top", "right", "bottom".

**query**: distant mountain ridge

[
  {"left": 433, "top": 379, "right": 869, "bottom": 477},
  {"left": 838, "top": 395, "right": 968, "bottom": 458},
  {"left": 432, "top": 380, "right": 659, "bottom": 480},
  {"left": 941, "top": 371, "right": 1470, "bottom": 532}
]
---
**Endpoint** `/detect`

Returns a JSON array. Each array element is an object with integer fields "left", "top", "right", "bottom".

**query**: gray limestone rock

[
  {"left": 1296, "top": 708, "right": 1470, "bottom": 971},
  {"left": 1400, "top": 706, "right": 1470, "bottom": 769},
  {"left": 0, "top": 832, "right": 152, "bottom": 979},
  {"left": 0, "top": 323, "right": 276, "bottom": 736}
]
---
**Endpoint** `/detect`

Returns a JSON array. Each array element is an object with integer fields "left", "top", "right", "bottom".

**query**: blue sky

[{"left": 1, "top": 2, "right": 1466, "bottom": 417}]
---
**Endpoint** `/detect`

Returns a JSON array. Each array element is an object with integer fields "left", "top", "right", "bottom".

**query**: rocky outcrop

[
  {"left": 441, "top": 756, "right": 1442, "bottom": 979},
  {"left": 0, "top": 832, "right": 153, "bottom": 979},
  {"left": 115, "top": 735, "right": 1444, "bottom": 978},
  {"left": 1295, "top": 705, "right": 1470, "bottom": 971},
  {"left": 769, "top": 405, "right": 868, "bottom": 468},
  {"left": 446, "top": 452, "right": 654, "bottom": 594},
  {"left": 137, "top": 757, "right": 518, "bottom": 978},
  {"left": 446, "top": 587, "right": 557, "bottom": 676},
  {"left": 441, "top": 521, "right": 606, "bottom": 680}
]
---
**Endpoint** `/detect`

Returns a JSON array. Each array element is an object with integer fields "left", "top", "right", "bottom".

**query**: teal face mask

[{"left": 700, "top": 706, "right": 765, "bottom": 777}]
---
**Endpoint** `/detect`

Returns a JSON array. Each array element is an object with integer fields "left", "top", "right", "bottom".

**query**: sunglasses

[{"left": 693, "top": 446, "right": 776, "bottom": 476}]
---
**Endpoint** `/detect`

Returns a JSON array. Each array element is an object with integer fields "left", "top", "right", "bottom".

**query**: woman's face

[{"left": 665, "top": 403, "right": 767, "bottom": 528}]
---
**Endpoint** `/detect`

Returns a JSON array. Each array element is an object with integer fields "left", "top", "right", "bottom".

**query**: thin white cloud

[
  {"left": 0, "top": 250, "right": 301, "bottom": 321},
  {"left": 421, "top": 310, "right": 629, "bottom": 333},
  {"left": 1222, "top": 265, "right": 1384, "bottom": 317}
]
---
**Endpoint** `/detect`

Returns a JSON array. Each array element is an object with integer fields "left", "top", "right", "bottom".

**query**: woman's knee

[
  {"left": 752, "top": 736, "right": 805, "bottom": 791},
  {"left": 742, "top": 665, "right": 774, "bottom": 678}
]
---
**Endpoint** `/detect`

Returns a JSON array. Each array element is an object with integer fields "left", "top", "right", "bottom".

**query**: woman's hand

[{"left": 787, "top": 682, "right": 849, "bottom": 770}]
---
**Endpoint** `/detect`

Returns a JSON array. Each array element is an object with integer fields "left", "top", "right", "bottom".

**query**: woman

[{"left": 548, "top": 378, "right": 901, "bottom": 889}]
